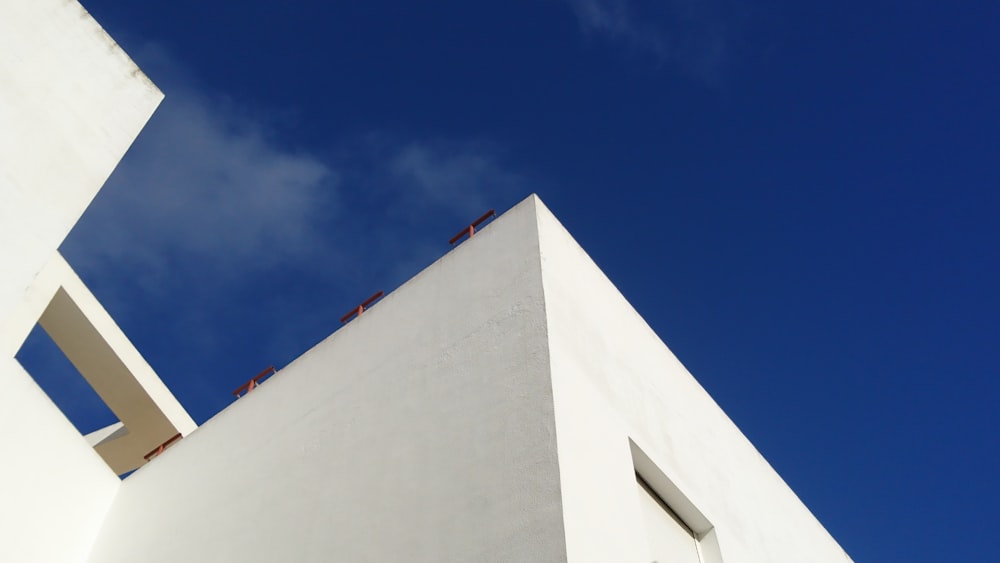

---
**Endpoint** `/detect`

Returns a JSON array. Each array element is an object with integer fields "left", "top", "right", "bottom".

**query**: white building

[{"left": 0, "top": 2, "right": 852, "bottom": 561}]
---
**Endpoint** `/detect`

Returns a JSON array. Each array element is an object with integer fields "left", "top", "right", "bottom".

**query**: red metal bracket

[
  {"left": 449, "top": 209, "right": 496, "bottom": 245},
  {"left": 143, "top": 432, "right": 182, "bottom": 461},
  {"left": 340, "top": 291, "right": 384, "bottom": 323},
  {"left": 233, "top": 365, "right": 277, "bottom": 398}
]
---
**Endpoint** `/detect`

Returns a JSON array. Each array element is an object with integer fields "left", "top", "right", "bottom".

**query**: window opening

[
  {"left": 630, "top": 439, "right": 724, "bottom": 563},
  {"left": 636, "top": 472, "right": 702, "bottom": 563}
]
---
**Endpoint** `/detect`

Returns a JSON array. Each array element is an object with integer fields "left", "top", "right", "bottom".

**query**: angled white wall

[
  {"left": 87, "top": 199, "right": 567, "bottom": 562},
  {"left": 535, "top": 197, "right": 852, "bottom": 562}
]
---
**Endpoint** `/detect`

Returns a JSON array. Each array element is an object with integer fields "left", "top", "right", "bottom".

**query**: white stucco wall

[
  {"left": 0, "top": 2, "right": 164, "bottom": 561},
  {"left": 0, "top": 355, "right": 121, "bottom": 563},
  {"left": 86, "top": 198, "right": 567, "bottom": 562},
  {"left": 0, "top": 0, "right": 162, "bottom": 328},
  {"left": 535, "top": 197, "right": 853, "bottom": 562}
]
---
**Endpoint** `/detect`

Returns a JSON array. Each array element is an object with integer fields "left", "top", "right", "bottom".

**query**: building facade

[{"left": 0, "top": 2, "right": 851, "bottom": 562}]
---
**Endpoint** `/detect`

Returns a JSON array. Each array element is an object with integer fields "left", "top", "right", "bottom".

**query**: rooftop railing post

[{"left": 449, "top": 209, "right": 496, "bottom": 245}]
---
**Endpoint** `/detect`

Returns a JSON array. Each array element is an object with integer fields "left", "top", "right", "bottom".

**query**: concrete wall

[
  {"left": 86, "top": 195, "right": 852, "bottom": 562},
  {"left": 535, "top": 197, "right": 853, "bottom": 562},
  {"left": 87, "top": 198, "right": 567, "bottom": 562},
  {"left": 0, "top": 2, "right": 163, "bottom": 561}
]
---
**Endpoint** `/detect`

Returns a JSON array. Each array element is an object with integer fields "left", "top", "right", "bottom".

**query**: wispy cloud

[
  {"left": 59, "top": 45, "right": 529, "bottom": 419},
  {"left": 323, "top": 135, "right": 526, "bottom": 283},
  {"left": 64, "top": 47, "right": 524, "bottom": 294},
  {"left": 566, "top": 0, "right": 730, "bottom": 80},
  {"left": 66, "top": 77, "right": 338, "bottom": 288},
  {"left": 391, "top": 143, "right": 520, "bottom": 217},
  {"left": 572, "top": 0, "right": 666, "bottom": 53}
]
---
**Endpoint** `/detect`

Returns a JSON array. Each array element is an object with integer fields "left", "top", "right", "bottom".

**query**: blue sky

[{"left": 19, "top": 1, "right": 1000, "bottom": 560}]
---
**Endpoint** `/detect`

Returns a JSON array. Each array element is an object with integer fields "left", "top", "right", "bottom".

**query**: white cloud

[
  {"left": 566, "top": 0, "right": 729, "bottom": 80},
  {"left": 323, "top": 136, "right": 526, "bottom": 285},
  {"left": 390, "top": 142, "right": 523, "bottom": 218},
  {"left": 53, "top": 44, "right": 534, "bottom": 420},
  {"left": 63, "top": 48, "right": 527, "bottom": 293},
  {"left": 64, "top": 78, "right": 338, "bottom": 288},
  {"left": 61, "top": 46, "right": 529, "bottom": 339},
  {"left": 571, "top": 0, "right": 666, "bottom": 54}
]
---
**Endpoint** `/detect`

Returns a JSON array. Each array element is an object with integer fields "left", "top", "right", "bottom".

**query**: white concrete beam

[{"left": 5, "top": 252, "right": 196, "bottom": 474}]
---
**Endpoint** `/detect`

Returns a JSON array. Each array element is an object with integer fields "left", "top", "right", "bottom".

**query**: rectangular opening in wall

[
  {"left": 15, "top": 323, "right": 127, "bottom": 476},
  {"left": 16, "top": 323, "right": 119, "bottom": 435},
  {"left": 636, "top": 472, "right": 702, "bottom": 563},
  {"left": 630, "top": 438, "right": 724, "bottom": 563},
  {"left": 8, "top": 259, "right": 194, "bottom": 479}
]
